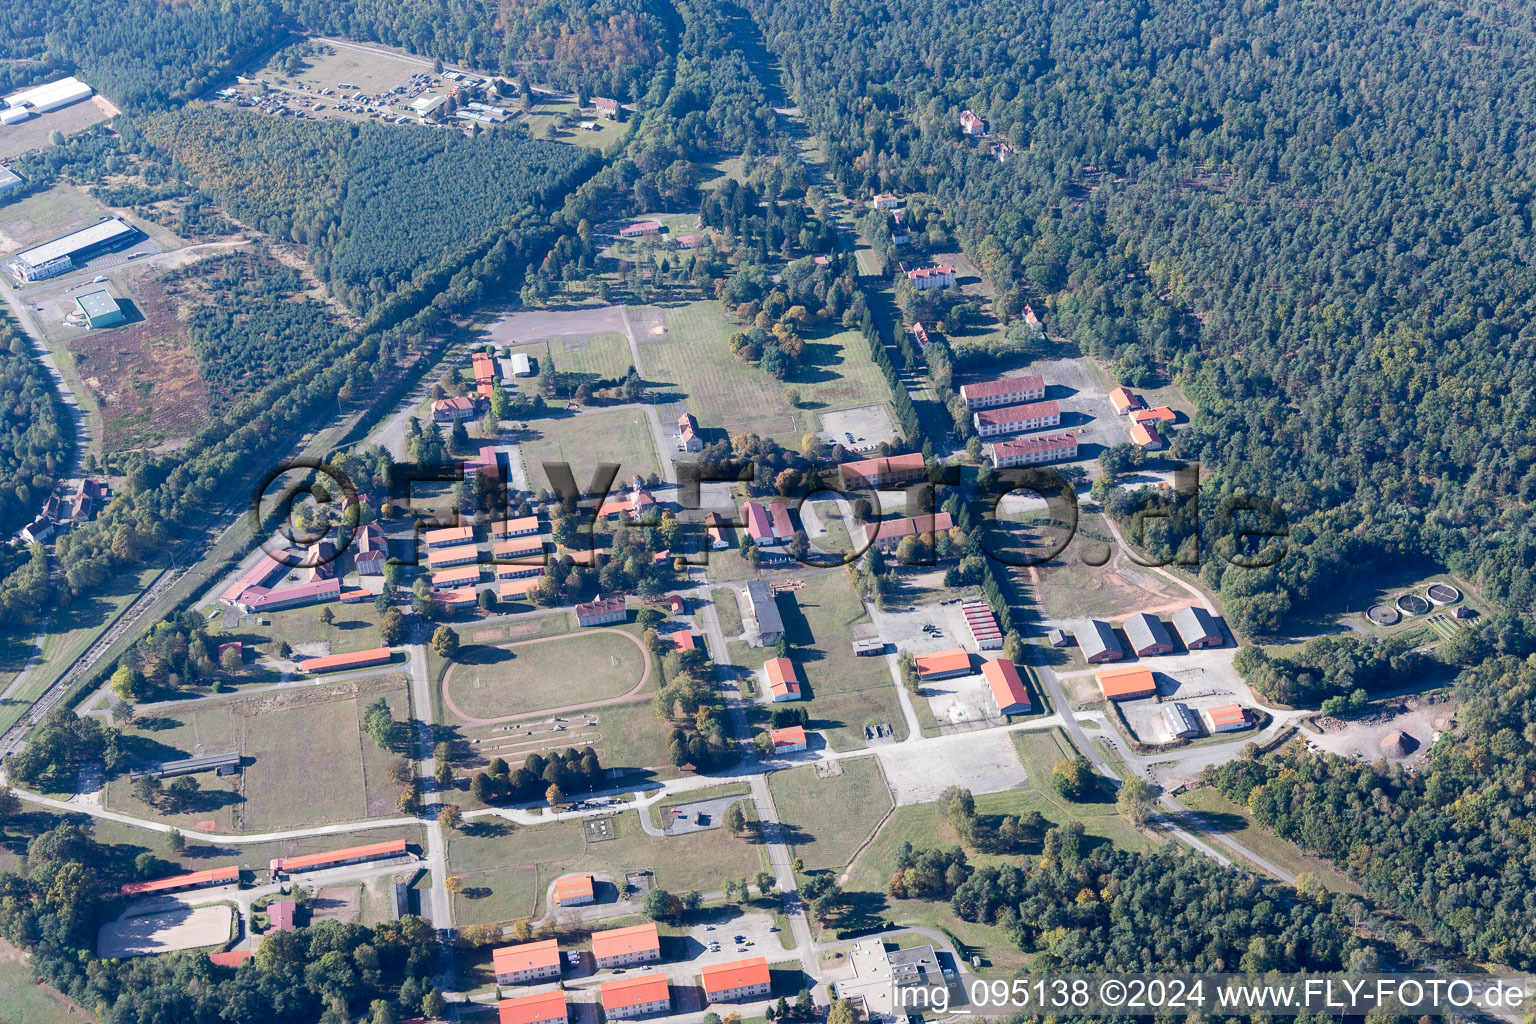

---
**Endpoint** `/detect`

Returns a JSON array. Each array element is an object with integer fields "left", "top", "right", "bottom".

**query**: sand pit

[{"left": 99, "top": 904, "right": 232, "bottom": 959}]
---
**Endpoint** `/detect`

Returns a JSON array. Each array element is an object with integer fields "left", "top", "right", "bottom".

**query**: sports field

[
  {"left": 767, "top": 756, "right": 892, "bottom": 873},
  {"left": 97, "top": 904, "right": 233, "bottom": 959},
  {"left": 447, "top": 807, "right": 768, "bottom": 926},
  {"left": 442, "top": 629, "right": 651, "bottom": 722},
  {"left": 104, "top": 677, "right": 410, "bottom": 831},
  {"left": 638, "top": 301, "right": 891, "bottom": 444},
  {"left": 768, "top": 572, "right": 907, "bottom": 751},
  {"left": 519, "top": 406, "right": 661, "bottom": 493}
]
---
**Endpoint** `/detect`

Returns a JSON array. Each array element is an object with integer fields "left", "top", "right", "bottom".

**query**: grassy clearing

[
  {"left": 768, "top": 756, "right": 891, "bottom": 873},
  {"left": 103, "top": 678, "right": 411, "bottom": 831},
  {"left": 519, "top": 406, "right": 660, "bottom": 493},
  {"left": 0, "top": 938, "right": 89, "bottom": 1024},
  {"left": 444, "top": 630, "right": 647, "bottom": 720},
  {"left": 447, "top": 808, "right": 768, "bottom": 926},
  {"left": 228, "top": 600, "right": 384, "bottom": 659},
  {"left": 773, "top": 572, "right": 907, "bottom": 751},
  {"left": 0, "top": 182, "right": 107, "bottom": 247},
  {"left": 840, "top": 781, "right": 1159, "bottom": 970},
  {"left": 710, "top": 586, "right": 745, "bottom": 636},
  {"left": 1176, "top": 786, "right": 1362, "bottom": 895},
  {"left": 640, "top": 301, "right": 891, "bottom": 444}
]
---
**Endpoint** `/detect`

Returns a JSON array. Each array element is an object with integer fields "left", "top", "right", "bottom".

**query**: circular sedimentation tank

[
  {"left": 1396, "top": 593, "right": 1430, "bottom": 616},
  {"left": 1426, "top": 583, "right": 1461, "bottom": 605},
  {"left": 1366, "top": 604, "right": 1399, "bottom": 626}
]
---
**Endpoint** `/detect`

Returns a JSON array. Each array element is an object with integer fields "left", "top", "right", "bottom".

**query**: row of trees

[{"left": 0, "top": 311, "right": 72, "bottom": 535}]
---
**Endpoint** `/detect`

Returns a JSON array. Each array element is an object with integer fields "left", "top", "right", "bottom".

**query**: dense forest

[
  {"left": 0, "top": 0, "right": 666, "bottom": 110},
  {"left": 164, "top": 250, "right": 349, "bottom": 402},
  {"left": 0, "top": 311, "right": 72, "bottom": 536},
  {"left": 0, "top": 0, "right": 288, "bottom": 110},
  {"left": 1205, "top": 654, "right": 1536, "bottom": 970},
  {"left": 130, "top": 108, "right": 596, "bottom": 313},
  {"left": 742, "top": 0, "right": 1536, "bottom": 636},
  {"left": 283, "top": 0, "right": 666, "bottom": 98}
]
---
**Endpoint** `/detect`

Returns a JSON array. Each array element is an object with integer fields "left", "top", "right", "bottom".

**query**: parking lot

[
  {"left": 658, "top": 793, "right": 746, "bottom": 836},
  {"left": 818, "top": 404, "right": 899, "bottom": 452}
]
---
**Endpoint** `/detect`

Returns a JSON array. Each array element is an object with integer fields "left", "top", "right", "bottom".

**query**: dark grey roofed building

[
  {"left": 129, "top": 751, "right": 242, "bottom": 780},
  {"left": 743, "top": 578, "right": 785, "bottom": 644},
  {"left": 1172, "top": 605, "right": 1223, "bottom": 649},
  {"left": 1047, "top": 628, "right": 1070, "bottom": 647},
  {"left": 1123, "top": 613, "right": 1174, "bottom": 656},
  {"left": 1075, "top": 619, "right": 1123, "bottom": 663}
]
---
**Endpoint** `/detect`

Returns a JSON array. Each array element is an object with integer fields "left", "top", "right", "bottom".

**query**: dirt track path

[{"left": 440, "top": 627, "right": 654, "bottom": 725}]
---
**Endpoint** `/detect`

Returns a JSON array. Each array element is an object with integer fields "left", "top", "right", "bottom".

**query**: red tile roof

[
  {"left": 915, "top": 648, "right": 972, "bottom": 677},
  {"left": 499, "top": 990, "right": 568, "bottom": 1024},
  {"left": 764, "top": 657, "right": 800, "bottom": 699},
  {"left": 121, "top": 864, "right": 238, "bottom": 897},
  {"left": 601, "top": 973, "right": 670, "bottom": 1011},
  {"left": 1096, "top": 665, "right": 1157, "bottom": 700},
  {"left": 701, "top": 956, "right": 771, "bottom": 996},
  {"left": 299, "top": 647, "right": 394, "bottom": 673},
  {"left": 771, "top": 725, "right": 807, "bottom": 750},
  {"left": 1109, "top": 387, "right": 1143, "bottom": 413},
  {"left": 960, "top": 375, "right": 1045, "bottom": 402},
  {"left": 982, "top": 659, "right": 1031, "bottom": 714},
  {"left": 554, "top": 874, "right": 594, "bottom": 903},
  {"left": 973, "top": 399, "right": 1060, "bottom": 428},
  {"left": 271, "top": 839, "right": 406, "bottom": 874},
  {"left": 591, "top": 922, "right": 659, "bottom": 961},
  {"left": 493, "top": 939, "right": 561, "bottom": 976}
]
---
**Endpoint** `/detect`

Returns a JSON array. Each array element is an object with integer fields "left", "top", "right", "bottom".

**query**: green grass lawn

[
  {"left": 448, "top": 808, "right": 768, "bottom": 926},
  {"left": 103, "top": 678, "right": 411, "bottom": 832},
  {"left": 229, "top": 600, "right": 384, "bottom": 659},
  {"left": 0, "top": 939, "right": 88, "bottom": 1024},
  {"left": 710, "top": 587, "right": 744, "bottom": 636},
  {"left": 519, "top": 406, "right": 661, "bottom": 493},
  {"left": 443, "top": 630, "right": 648, "bottom": 720},
  {"left": 768, "top": 756, "right": 892, "bottom": 873},
  {"left": 774, "top": 572, "right": 908, "bottom": 751},
  {"left": 640, "top": 301, "right": 891, "bottom": 445},
  {"left": 0, "top": 183, "right": 108, "bottom": 248},
  {"left": 1176, "top": 786, "right": 1363, "bottom": 895}
]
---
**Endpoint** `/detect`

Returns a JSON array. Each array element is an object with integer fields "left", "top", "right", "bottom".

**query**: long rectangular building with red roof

[
  {"left": 973, "top": 399, "right": 1061, "bottom": 437},
  {"left": 836, "top": 452, "right": 926, "bottom": 489},
  {"left": 499, "top": 990, "right": 568, "bottom": 1024},
  {"left": 591, "top": 922, "right": 661, "bottom": 968},
  {"left": 270, "top": 839, "right": 408, "bottom": 876},
  {"left": 982, "top": 659, "right": 1032, "bottom": 716},
  {"left": 701, "top": 956, "right": 772, "bottom": 1002},
  {"left": 960, "top": 374, "right": 1046, "bottom": 410},
  {"left": 493, "top": 939, "right": 562, "bottom": 984},
  {"left": 121, "top": 864, "right": 239, "bottom": 898},
  {"left": 299, "top": 646, "right": 395, "bottom": 673},
  {"left": 600, "top": 973, "right": 671, "bottom": 1018}
]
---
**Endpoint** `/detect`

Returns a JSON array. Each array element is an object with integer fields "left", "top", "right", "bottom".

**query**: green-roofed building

[{"left": 75, "top": 288, "right": 124, "bottom": 328}]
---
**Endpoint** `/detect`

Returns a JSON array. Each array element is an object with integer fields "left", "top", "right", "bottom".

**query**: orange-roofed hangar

[
  {"left": 1096, "top": 665, "right": 1158, "bottom": 701},
  {"left": 493, "top": 939, "right": 562, "bottom": 984},
  {"left": 499, "top": 989, "right": 569, "bottom": 1024},
  {"left": 982, "top": 659, "right": 1032, "bottom": 715},
  {"left": 592, "top": 921, "right": 661, "bottom": 968},
  {"left": 914, "top": 647, "right": 972, "bottom": 680},
  {"left": 600, "top": 972, "right": 671, "bottom": 1018},
  {"left": 554, "top": 873, "right": 595, "bottom": 906},
  {"left": 700, "top": 956, "right": 772, "bottom": 1002}
]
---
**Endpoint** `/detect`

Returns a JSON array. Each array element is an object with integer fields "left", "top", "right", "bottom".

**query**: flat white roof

[
  {"left": 76, "top": 288, "right": 119, "bottom": 317},
  {"left": 14, "top": 218, "right": 134, "bottom": 267},
  {"left": 6, "top": 76, "right": 92, "bottom": 110}
]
